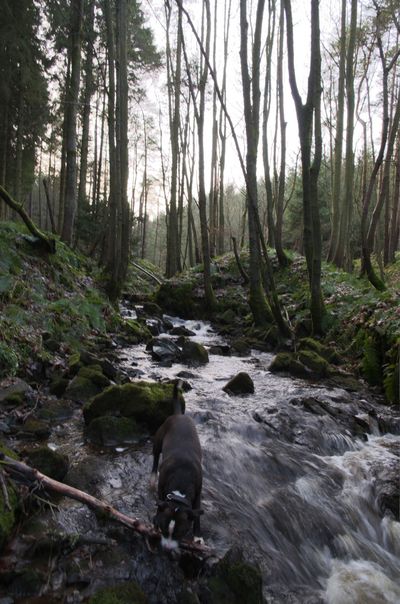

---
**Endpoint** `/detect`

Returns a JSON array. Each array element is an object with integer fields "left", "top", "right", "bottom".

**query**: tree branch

[{"left": 1, "top": 453, "right": 212, "bottom": 559}]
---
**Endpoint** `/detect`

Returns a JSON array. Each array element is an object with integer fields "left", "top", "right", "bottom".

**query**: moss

[
  {"left": 361, "top": 334, "right": 383, "bottom": 387},
  {"left": 83, "top": 381, "right": 183, "bottom": 432},
  {"left": 65, "top": 365, "right": 110, "bottom": 403},
  {"left": 299, "top": 337, "right": 341, "bottom": 364},
  {"left": 298, "top": 350, "right": 330, "bottom": 377},
  {"left": 155, "top": 279, "right": 197, "bottom": 318},
  {"left": 18, "top": 418, "right": 50, "bottom": 440},
  {"left": 88, "top": 581, "right": 148, "bottom": 604},
  {"left": 0, "top": 342, "right": 19, "bottom": 378},
  {"left": 87, "top": 416, "right": 140, "bottom": 446},
  {"left": 181, "top": 341, "right": 209, "bottom": 366},
  {"left": 207, "top": 551, "right": 263, "bottom": 604},
  {"left": 121, "top": 319, "right": 152, "bottom": 343},
  {"left": 24, "top": 446, "right": 69, "bottom": 481},
  {"left": 68, "top": 352, "right": 82, "bottom": 375},
  {"left": 49, "top": 377, "right": 69, "bottom": 397},
  {"left": 269, "top": 352, "right": 308, "bottom": 378}
]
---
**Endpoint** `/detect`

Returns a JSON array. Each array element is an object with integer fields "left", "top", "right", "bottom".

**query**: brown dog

[{"left": 150, "top": 381, "right": 203, "bottom": 549}]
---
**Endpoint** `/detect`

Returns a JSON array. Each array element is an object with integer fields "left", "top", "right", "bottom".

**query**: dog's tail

[{"left": 173, "top": 379, "right": 184, "bottom": 414}]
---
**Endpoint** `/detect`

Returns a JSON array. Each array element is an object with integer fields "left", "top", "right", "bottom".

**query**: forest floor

[{"left": 0, "top": 220, "right": 399, "bottom": 602}]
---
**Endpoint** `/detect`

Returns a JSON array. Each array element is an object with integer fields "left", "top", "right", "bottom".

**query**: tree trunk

[{"left": 62, "top": 0, "right": 84, "bottom": 245}]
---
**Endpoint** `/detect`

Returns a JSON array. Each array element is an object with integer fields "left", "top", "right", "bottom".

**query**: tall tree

[
  {"left": 284, "top": 0, "right": 325, "bottom": 334},
  {"left": 61, "top": 0, "right": 84, "bottom": 245}
]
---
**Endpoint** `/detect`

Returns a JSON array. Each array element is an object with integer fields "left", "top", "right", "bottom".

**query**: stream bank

[{"left": 1, "top": 298, "right": 399, "bottom": 603}]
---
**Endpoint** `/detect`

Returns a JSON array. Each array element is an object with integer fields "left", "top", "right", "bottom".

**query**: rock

[
  {"left": 223, "top": 372, "right": 254, "bottom": 395},
  {"left": 181, "top": 341, "right": 209, "bottom": 366},
  {"left": 88, "top": 581, "right": 147, "bottom": 604},
  {"left": 0, "top": 379, "right": 32, "bottom": 407},
  {"left": 49, "top": 377, "right": 69, "bottom": 397},
  {"left": 269, "top": 352, "right": 309, "bottom": 378},
  {"left": 23, "top": 446, "right": 69, "bottom": 481},
  {"left": 170, "top": 326, "right": 196, "bottom": 336},
  {"left": 79, "top": 350, "right": 118, "bottom": 380},
  {"left": 121, "top": 318, "right": 152, "bottom": 344},
  {"left": 36, "top": 399, "right": 75, "bottom": 423},
  {"left": 209, "top": 345, "right": 231, "bottom": 356},
  {"left": 65, "top": 365, "right": 111, "bottom": 403},
  {"left": 87, "top": 416, "right": 140, "bottom": 446},
  {"left": 176, "top": 370, "right": 198, "bottom": 380},
  {"left": 142, "top": 301, "right": 163, "bottom": 317},
  {"left": 298, "top": 350, "right": 330, "bottom": 377},
  {"left": 162, "top": 317, "right": 174, "bottom": 331},
  {"left": 83, "top": 381, "right": 185, "bottom": 432},
  {"left": 146, "top": 318, "right": 164, "bottom": 336},
  {"left": 299, "top": 337, "right": 341, "bottom": 365},
  {"left": 17, "top": 418, "right": 50, "bottom": 441},
  {"left": 147, "top": 337, "right": 182, "bottom": 363},
  {"left": 231, "top": 338, "right": 251, "bottom": 356},
  {"left": 3, "top": 568, "right": 44, "bottom": 599},
  {"left": 65, "top": 456, "right": 104, "bottom": 497},
  {"left": 205, "top": 547, "right": 263, "bottom": 604}
]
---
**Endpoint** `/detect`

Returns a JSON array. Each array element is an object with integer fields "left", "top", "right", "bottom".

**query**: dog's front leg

[{"left": 150, "top": 438, "right": 162, "bottom": 493}]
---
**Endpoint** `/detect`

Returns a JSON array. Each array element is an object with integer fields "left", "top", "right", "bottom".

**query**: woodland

[{"left": 0, "top": 1, "right": 400, "bottom": 603}]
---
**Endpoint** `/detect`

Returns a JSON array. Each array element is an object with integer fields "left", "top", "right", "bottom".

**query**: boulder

[
  {"left": 147, "top": 337, "right": 182, "bottom": 364},
  {"left": 65, "top": 365, "right": 111, "bottom": 403},
  {"left": 83, "top": 381, "right": 185, "bottom": 432},
  {"left": 170, "top": 326, "right": 196, "bottom": 337},
  {"left": 87, "top": 416, "right": 140, "bottom": 446},
  {"left": 269, "top": 352, "right": 309, "bottom": 378},
  {"left": 223, "top": 372, "right": 254, "bottom": 395},
  {"left": 205, "top": 547, "right": 263, "bottom": 604},
  {"left": 17, "top": 418, "right": 50, "bottom": 441},
  {"left": 88, "top": 581, "right": 147, "bottom": 604},
  {"left": 231, "top": 338, "right": 251, "bottom": 356},
  {"left": 181, "top": 341, "right": 209, "bottom": 366},
  {"left": 299, "top": 337, "right": 341, "bottom": 365},
  {"left": 24, "top": 446, "right": 69, "bottom": 481},
  {"left": 298, "top": 350, "right": 330, "bottom": 377},
  {"left": 0, "top": 379, "right": 32, "bottom": 407}
]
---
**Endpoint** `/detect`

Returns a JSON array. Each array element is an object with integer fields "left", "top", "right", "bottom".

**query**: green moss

[
  {"left": 269, "top": 352, "right": 308, "bottom": 377},
  {"left": 83, "top": 381, "right": 183, "bottom": 432},
  {"left": 299, "top": 337, "right": 340, "bottom": 364},
  {"left": 19, "top": 418, "right": 50, "bottom": 440},
  {"left": 298, "top": 350, "right": 330, "bottom": 377},
  {"left": 207, "top": 553, "right": 263, "bottom": 604},
  {"left": 0, "top": 342, "right": 19, "bottom": 378},
  {"left": 361, "top": 334, "right": 383, "bottom": 387},
  {"left": 181, "top": 341, "right": 209, "bottom": 366},
  {"left": 121, "top": 319, "right": 152, "bottom": 343},
  {"left": 87, "top": 416, "right": 140, "bottom": 446},
  {"left": 65, "top": 365, "right": 110, "bottom": 403},
  {"left": 49, "top": 377, "right": 69, "bottom": 397},
  {"left": 156, "top": 279, "right": 197, "bottom": 318},
  {"left": 24, "top": 447, "right": 69, "bottom": 481},
  {"left": 88, "top": 581, "right": 147, "bottom": 604}
]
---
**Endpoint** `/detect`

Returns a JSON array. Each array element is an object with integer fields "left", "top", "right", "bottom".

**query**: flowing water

[{"left": 3, "top": 314, "right": 400, "bottom": 603}]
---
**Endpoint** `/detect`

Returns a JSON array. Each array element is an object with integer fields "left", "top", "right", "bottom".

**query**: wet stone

[{"left": 223, "top": 372, "right": 254, "bottom": 395}]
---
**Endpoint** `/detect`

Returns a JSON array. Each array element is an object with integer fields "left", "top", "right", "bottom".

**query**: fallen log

[
  {"left": 0, "top": 453, "right": 212, "bottom": 559},
  {"left": 0, "top": 185, "right": 56, "bottom": 253}
]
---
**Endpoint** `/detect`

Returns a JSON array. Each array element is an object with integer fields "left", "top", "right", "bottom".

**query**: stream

[{"left": 1, "top": 311, "right": 400, "bottom": 603}]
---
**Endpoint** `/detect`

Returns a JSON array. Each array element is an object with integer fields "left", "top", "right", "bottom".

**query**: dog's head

[{"left": 154, "top": 500, "right": 203, "bottom": 548}]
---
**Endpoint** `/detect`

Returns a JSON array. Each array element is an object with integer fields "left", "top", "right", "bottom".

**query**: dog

[{"left": 150, "top": 380, "right": 203, "bottom": 549}]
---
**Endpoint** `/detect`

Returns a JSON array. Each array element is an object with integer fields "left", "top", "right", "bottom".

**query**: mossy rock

[
  {"left": 269, "top": 352, "right": 309, "bottom": 378},
  {"left": 206, "top": 548, "right": 263, "bottom": 604},
  {"left": 121, "top": 319, "right": 152, "bottom": 344},
  {"left": 0, "top": 379, "right": 32, "bottom": 406},
  {"left": 223, "top": 372, "right": 254, "bottom": 395},
  {"left": 37, "top": 399, "right": 74, "bottom": 423},
  {"left": 88, "top": 581, "right": 148, "bottom": 604},
  {"left": 23, "top": 446, "right": 69, "bottom": 481},
  {"left": 83, "top": 381, "right": 184, "bottom": 432},
  {"left": 299, "top": 337, "right": 341, "bottom": 365},
  {"left": 87, "top": 416, "right": 140, "bottom": 446},
  {"left": 231, "top": 338, "right": 251, "bottom": 356},
  {"left": 17, "top": 418, "right": 50, "bottom": 440},
  {"left": 65, "top": 365, "right": 111, "bottom": 403},
  {"left": 49, "top": 377, "right": 69, "bottom": 397},
  {"left": 181, "top": 341, "right": 209, "bottom": 366},
  {"left": 155, "top": 279, "right": 198, "bottom": 318},
  {"left": 298, "top": 350, "right": 330, "bottom": 378},
  {"left": 67, "top": 352, "right": 83, "bottom": 376}
]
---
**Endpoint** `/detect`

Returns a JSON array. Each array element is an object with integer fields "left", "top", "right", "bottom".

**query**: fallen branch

[
  {"left": 0, "top": 185, "right": 56, "bottom": 253},
  {"left": 0, "top": 453, "right": 212, "bottom": 559},
  {"left": 130, "top": 261, "right": 164, "bottom": 285}
]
